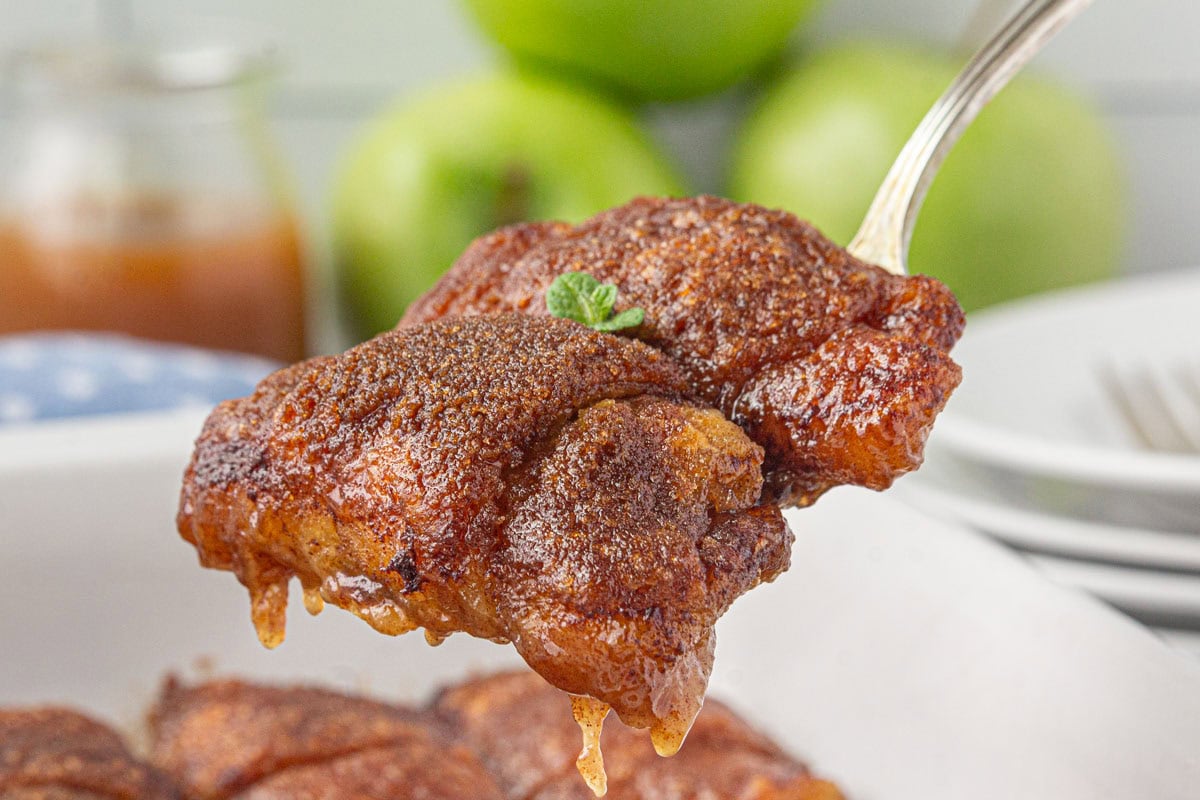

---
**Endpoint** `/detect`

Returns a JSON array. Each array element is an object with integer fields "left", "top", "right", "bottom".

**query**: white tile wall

[{"left": 4, "top": 0, "right": 1198, "bottom": 289}]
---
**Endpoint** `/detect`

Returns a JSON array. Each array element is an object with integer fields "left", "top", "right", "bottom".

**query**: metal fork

[
  {"left": 848, "top": 0, "right": 1093, "bottom": 276},
  {"left": 1100, "top": 362, "right": 1200, "bottom": 453}
]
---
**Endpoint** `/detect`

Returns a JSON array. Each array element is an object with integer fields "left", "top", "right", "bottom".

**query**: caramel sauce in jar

[{"left": 0, "top": 194, "right": 306, "bottom": 362}]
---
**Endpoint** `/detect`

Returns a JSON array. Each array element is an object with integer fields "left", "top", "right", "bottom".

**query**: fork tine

[
  {"left": 1099, "top": 364, "right": 1197, "bottom": 454},
  {"left": 1145, "top": 363, "right": 1200, "bottom": 452},
  {"left": 1181, "top": 364, "right": 1200, "bottom": 408},
  {"left": 1099, "top": 365, "right": 1173, "bottom": 451},
  {"left": 1168, "top": 363, "right": 1200, "bottom": 451}
]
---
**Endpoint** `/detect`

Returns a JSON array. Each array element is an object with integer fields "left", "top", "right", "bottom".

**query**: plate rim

[
  {"left": 939, "top": 268, "right": 1200, "bottom": 492},
  {"left": 895, "top": 477, "right": 1200, "bottom": 571},
  {"left": 935, "top": 415, "right": 1200, "bottom": 491},
  {"left": 1028, "top": 551, "right": 1200, "bottom": 618}
]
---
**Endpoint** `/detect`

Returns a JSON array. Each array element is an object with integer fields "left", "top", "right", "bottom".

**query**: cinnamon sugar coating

[
  {"left": 150, "top": 680, "right": 501, "bottom": 800},
  {"left": 404, "top": 195, "right": 964, "bottom": 504},
  {"left": 0, "top": 708, "right": 176, "bottom": 799},
  {"left": 177, "top": 314, "right": 789, "bottom": 755}
]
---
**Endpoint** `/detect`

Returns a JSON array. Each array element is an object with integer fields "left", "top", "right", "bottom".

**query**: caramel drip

[
  {"left": 302, "top": 584, "right": 325, "bottom": 616},
  {"left": 570, "top": 694, "right": 611, "bottom": 797},
  {"left": 249, "top": 578, "right": 288, "bottom": 649},
  {"left": 353, "top": 602, "right": 418, "bottom": 637},
  {"left": 650, "top": 714, "right": 690, "bottom": 757},
  {"left": 424, "top": 629, "right": 448, "bottom": 647}
]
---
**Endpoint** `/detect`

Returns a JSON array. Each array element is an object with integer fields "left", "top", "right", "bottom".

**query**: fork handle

[{"left": 848, "top": 0, "right": 1093, "bottom": 276}]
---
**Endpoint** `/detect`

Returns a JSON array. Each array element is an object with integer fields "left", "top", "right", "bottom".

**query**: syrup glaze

[{"left": 178, "top": 314, "right": 792, "bottom": 791}]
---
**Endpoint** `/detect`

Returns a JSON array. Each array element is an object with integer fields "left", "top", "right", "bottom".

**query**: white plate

[
  {"left": 935, "top": 269, "right": 1200, "bottom": 530},
  {"left": 1028, "top": 554, "right": 1200, "bottom": 622},
  {"left": 894, "top": 451, "right": 1200, "bottom": 572},
  {"left": 896, "top": 444, "right": 1200, "bottom": 620},
  {"left": 5, "top": 411, "right": 1200, "bottom": 799}
]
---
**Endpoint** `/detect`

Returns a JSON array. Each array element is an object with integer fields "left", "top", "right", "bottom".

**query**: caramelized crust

[
  {"left": 403, "top": 195, "right": 964, "bottom": 505},
  {"left": 1, "top": 792, "right": 115, "bottom": 799},
  {"left": 496, "top": 396, "right": 790, "bottom": 741},
  {"left": 0, "top": 709, "right": 176, "bottom": 800},
  {"left": 3, "top": 671, "right": 844, "bottom": 800},
  {"left": 150, "top": 680, "right": 502, "bottom": 800},
  {"left": 177, "top": 314, "right": 791, "bottom": 762},
  {"left": 435, "top": 671, "right": 844, "bottom": 800}
]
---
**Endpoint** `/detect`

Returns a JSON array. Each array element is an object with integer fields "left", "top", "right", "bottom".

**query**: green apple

[
  {"left": 461, "top": 0, "right": 819, "bottom": 102},
  {"left": 332, "top": 72, "right": 685, "bottom": 336},
  {"left": 730, "top": 42, "right": 1124, "bottom": 311}
]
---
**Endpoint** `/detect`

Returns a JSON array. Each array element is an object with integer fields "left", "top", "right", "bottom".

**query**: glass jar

[{"left": 0, "top": 36, "right": 307, "bottom": 362}]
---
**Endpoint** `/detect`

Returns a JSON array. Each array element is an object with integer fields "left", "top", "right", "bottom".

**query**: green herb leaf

[
  {"left": 593, "top": 307, "right": 644, "bottom": 332},
  {"left": 546, "top": 272, "right": 644, "bottom": 333},
  {"left": 546, "top": 272, "right": 604, "bottom": 324},
  {"left": 591, "top": 283, "right": 618, "bottom": 319}
]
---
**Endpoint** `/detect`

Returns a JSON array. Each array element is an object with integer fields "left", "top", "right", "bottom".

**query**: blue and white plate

[{"left": 0, "top": 332, "right": 277, "bottom": 427}]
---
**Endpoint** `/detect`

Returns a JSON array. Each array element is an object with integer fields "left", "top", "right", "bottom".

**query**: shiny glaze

[
  {"left": 177, "top": 314, "right": 791, "bottom": 791},
  {"left": 403, "top": 195, "right": 965, "bottom": 505}
]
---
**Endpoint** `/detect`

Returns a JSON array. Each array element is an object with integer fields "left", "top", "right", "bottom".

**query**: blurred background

[{"left": 2, "top": 0, "right": 1195, "bottom": 356}]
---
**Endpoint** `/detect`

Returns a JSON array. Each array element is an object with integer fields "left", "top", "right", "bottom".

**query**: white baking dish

[{"left": 2, "top": 409, "right": 1199, "bottom": 799}]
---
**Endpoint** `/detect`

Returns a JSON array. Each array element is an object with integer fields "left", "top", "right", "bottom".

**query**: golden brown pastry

[
  {"left": 0, "top": 708, "right": 177, "bottom": 800},
  {"left": 403, "top": 195, "right": 965, "bottom": 505},
  {"left": 149, "top": 679, "right": 503, "bottom": 800},
  {"left": 177, "top": 314, "right": 791, "bottom": 786},
  {"left": 4, "top": 671, "right": 845, "bottom": 800},
  {"left": 435, "top": 670, "right": 844, "bottom": 799}
]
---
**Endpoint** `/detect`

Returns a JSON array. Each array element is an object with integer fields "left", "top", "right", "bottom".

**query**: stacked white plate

[{"left": 893, "top": 268, "right": 1200, "bottom": 645}]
